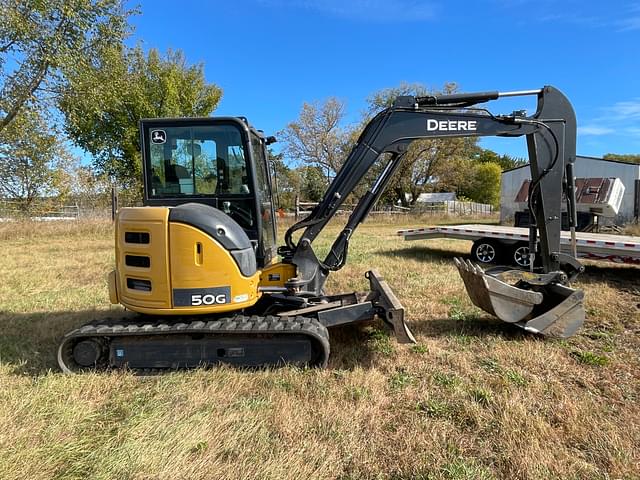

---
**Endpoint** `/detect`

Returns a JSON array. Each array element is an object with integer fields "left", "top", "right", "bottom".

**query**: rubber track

[{"left": 58, "top": 314, "right": 330, "bottom": 373}]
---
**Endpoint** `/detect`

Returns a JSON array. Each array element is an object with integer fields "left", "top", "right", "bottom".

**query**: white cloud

[
  {"left": 257, "top": 0, "right": 437, "bottom": 22},
  {"left": 617, "top": 16, "right": 640, "bottom": 31},
  {"left": 617, "top": 2, "right": 640, "bottom": 30},
  {"left": 606, "top": 99, "right": 640, "bottom": 120},
  {"left": 578, "top": 125, "right": 615, "bottom": 136},
  {"left": 496, "top": 1, "right": 640, "bottom": 32},
  {"left": 579, "top": 99, "right": 640, "bottom": 139}
]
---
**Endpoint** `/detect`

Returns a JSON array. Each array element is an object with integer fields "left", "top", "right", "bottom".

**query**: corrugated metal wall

[{"left": 500, "top": 157, "right": 640, "bottom": 224}]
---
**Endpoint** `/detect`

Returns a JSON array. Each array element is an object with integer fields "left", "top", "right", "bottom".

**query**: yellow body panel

[
  {"left": 167, "top": 222, "right": 260, "bottom": 313},
  {"left": 111, "top": 206, "right": 261, "bottom": 315},
  {"left": 259, "top": 262, "right": 296, "bottom": 289},
  {"left": 116, "top": 207, "right": 172, "bottom": 309}
]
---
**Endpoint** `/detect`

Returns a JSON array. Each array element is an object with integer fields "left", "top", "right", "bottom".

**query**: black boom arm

[{"left": 283, "top": 86, "right": 578, "bottom": 294}]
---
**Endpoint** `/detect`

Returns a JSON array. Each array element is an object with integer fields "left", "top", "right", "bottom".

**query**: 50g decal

[
  {"left": 191, "top": 293, "right": 227, "bottom": 306},
  {"left": 173, "top": 286, "right": 231, "bottom": 307}
]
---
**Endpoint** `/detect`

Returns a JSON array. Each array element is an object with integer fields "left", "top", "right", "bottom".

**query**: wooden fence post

[{"left": 111, "top": 186, "right": 118, "bottom": 222}]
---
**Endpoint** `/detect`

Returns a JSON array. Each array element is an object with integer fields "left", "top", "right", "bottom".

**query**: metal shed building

[{"left": 500, "top": 155, "right": 640, "bottom": 224}]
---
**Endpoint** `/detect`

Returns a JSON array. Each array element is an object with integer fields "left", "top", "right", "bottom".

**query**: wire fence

[
  {"left": 414, "top": 200, "right": 494, "bottom": 216},
  {"left": 0, "top": 200, "right": 81, "bottom": 221},
  {"left": 294, "top": 197, "right": 494, "bottom": 220},
  {"left": 0, "top": 193, "right": 495, "bottom": 223}
]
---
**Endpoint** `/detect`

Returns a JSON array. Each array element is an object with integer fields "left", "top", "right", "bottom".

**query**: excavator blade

[
  {"left": 454, "top": 258, "right": 584, "bottom": 338},
  {"left": 367, "top": 269, "right": 416, "bottom": 344}
]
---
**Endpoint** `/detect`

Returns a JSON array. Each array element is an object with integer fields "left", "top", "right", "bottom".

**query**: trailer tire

[
  {"left": 471, "top": 239, "right": 501, "bottom": 264},
  {"left": 511, "top": 242, "right": 531, "bottom": 268}
]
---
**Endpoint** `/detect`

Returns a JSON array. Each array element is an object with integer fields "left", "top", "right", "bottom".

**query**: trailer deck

[{"left": 397, "top": 224, "right": 640, "bottom": 265}]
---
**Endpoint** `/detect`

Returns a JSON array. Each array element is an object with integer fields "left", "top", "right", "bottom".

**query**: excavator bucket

[{"left": 454, "top": 258, "right": 584, "bottom": 338}]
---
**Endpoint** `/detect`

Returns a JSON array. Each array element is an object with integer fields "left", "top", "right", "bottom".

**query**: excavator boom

[{"left": 283, "top": 85, "right": 584, "bottom": 338}]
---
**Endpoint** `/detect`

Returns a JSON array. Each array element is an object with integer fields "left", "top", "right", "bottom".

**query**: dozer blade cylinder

[{"left": 454, "top": 258, "right": 585, "bottom": 338}]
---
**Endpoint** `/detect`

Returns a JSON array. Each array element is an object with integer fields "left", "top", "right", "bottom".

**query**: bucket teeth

[{"left": 454, "top": 257, "right": 584, "bottom": 338}]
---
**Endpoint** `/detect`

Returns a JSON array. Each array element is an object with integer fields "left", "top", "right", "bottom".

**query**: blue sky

[{"left": 129, "top": 0, "right": 640, "bottom": 160}]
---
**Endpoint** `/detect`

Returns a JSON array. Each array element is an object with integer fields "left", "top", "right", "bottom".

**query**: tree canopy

[
  {"left": 603, "top": 153, "right": 640, "bottom": 164},
  {"left": 475, "top": 149, "right": 527, "bottom": 171},
  {"left": 59, "top": 46, "right": 222, "bottom": 187},
  {"left": 0, "top": 108, "right": 72, "bottom": 212},
  {"left": 279, "top": 97, "right": 352, "bottom": 178},
  {"left": 0, "top": 0, "right": 134, "bottom": 133}
]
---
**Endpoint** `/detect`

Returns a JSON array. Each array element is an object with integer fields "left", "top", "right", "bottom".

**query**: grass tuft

[
  {"left": 411, "top": 344, "right": 429, "bottom": 354},
  {"left": 504, "top": 369, "right": 527, "bottom": 387},
  {"left": 432, "top": 372, "right": 460, "bottom": 388},
  {"left": 416, "top": 399, "right": 454, "bottom": 419},
  {"left": 571, "top": 350, "right": 610, "bottom": 366},
  {"left": 366, "top": 327, "right": 396, "bottom": 356},
  {"left": 389, "top": 369, "right": 416, "bottom": 390},
  {"left": 469, "top": 387, "right": 493, "bottom": 407},
  {"left": 439, "top": 458, "right": 496, "bottom": 480}
]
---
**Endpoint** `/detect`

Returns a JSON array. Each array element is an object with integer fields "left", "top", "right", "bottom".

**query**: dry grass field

[{"left": 0, "top": 216, "right": 639, "bottom": 480}]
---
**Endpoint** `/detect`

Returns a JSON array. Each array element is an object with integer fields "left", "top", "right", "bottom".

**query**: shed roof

[
  {"left": 414, "top": 192, "right": 457, "bottom": 202},
  {"left": 502, "top": 155, "right": 640, "bottom": 174}
]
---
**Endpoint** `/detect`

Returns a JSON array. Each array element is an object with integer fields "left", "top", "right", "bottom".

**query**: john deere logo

[
  {"left": 151, "top": 130, "right": 166, "bottom": 144},
  {"left": 426, "top": 119, "right": 477, "bottom": 132}
]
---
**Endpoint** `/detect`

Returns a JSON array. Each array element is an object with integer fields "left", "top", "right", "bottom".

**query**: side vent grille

[
  {"left": 125, "top": 232, "right": 150, "bottom": 244},
  {"left": 125, "top": 255, "right": 151, "bottom": 268},
  {"left": 126, "top": 278, "right": 151, "bottom": 292}
]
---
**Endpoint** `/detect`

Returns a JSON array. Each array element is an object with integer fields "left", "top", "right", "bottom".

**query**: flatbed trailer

[{"left": 397, "top": 224, "right": 640, "bottom": 267}]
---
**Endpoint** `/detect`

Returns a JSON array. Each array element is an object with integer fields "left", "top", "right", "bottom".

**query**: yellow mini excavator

[{"left": 58, "top": 86, "right": 586, "bottom": 372}]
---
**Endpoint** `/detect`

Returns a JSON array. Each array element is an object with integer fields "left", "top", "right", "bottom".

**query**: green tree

[
  {"left": 466, "top": 161, "right": 502, "bottom": 207},
  {"left": 364, "top": 82, "right": 479, "bottom": 206},
  {"left": 434, "top": 156, "right": 475, "bottom": 195},
  {"left": 59, "top": 46, "right": 222, "bottom": 188},
  {"left": 0, "top": 0, "right": 134, "bottom": 132},
  {"left": 299, "top": 165, "right": 327, "bottom": 202},
  {"left": 603, "top": 153, "right": 640, "bottom": 164},
  {"left": 268, "top": 149, "right": 300, "bottom": 210},
  {"left": 475, "top": 148, "right": 527, "bottom": 170},
  {"left": 0, "top": 108, "right": 73, "bottom": 213},
  {"left": 279, "top": 97, "right": 352, "bottom": 178}
]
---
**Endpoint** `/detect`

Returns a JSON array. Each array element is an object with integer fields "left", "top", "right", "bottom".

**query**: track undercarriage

[{"left": 58, "top": 270, "right": 413, "bottom": 372}]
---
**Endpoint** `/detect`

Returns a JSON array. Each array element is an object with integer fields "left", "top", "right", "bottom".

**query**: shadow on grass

[
  {"left": 579, "top": 263, "right": 640, "bottom": 288},
  {"left": 411, "top": 315, "right": 531, "bottom": 341},
  {"left": 0, "top": 308, "right": 533, "bottom": 377},
  {"left": 328, "top": 315, "right": 531, "bottom": 370},
  {"left": 379, "top": 245, "right": 467, "bottom": 262},
  {"left": 0, "top": 309, "right": 120, "bottom": 376}
]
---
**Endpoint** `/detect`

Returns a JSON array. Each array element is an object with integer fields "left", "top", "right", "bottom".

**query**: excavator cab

[{"left": 140, "top": 117, "right": 277, "bottom": 267}]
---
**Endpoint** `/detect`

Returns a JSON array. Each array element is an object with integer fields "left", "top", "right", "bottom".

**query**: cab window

[{"left": 147, "top": 124, "right": 251, "bottom": 197}]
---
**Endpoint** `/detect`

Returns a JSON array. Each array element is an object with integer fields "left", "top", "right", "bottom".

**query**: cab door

[{"left": 250, "top": 133, "right": 277, "bottom": 265}]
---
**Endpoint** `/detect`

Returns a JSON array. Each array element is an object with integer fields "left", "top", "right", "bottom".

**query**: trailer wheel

[
  {"left": 511, "top": 242, "right": 531, "bottom": 268},
  {"left": 471, "top": 239, "right": 500, "bottom": 264}
]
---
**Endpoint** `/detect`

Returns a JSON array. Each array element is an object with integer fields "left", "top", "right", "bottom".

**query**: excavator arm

[{"left": 281, "top": 86, "right": 585, "bottom": 338}]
